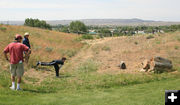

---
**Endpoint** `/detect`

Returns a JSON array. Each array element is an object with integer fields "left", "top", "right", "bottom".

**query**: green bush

[
  {"left": 76, "top": 59, "right": 99, "bottom": 73},
  {"left": 156, "top": 40, "right": 161, "bottom": 44},
  {"left": 175, "top": 46, "right": 179, "bottom": 50},
  {"left": 146, "top": 35, "right": 154, "bottom": 39},
  {"left": 102, "top": 46, "right": 111, "bottom": 51},
  {"left": 81, "top": 35, "right": 94, "bottom": 40},
  {"left": 66, "top": 49, "right": 77, "bottom": 58},
  {"left": 134, "top": 41, "right": 138, "bottom": 45},
  {"left": 0, "top": 27, "right": 7, "bottom": 31},
  {"left": 75, "top": 37, "right": 83, "bottom": 42},
  {"left": 45, "top": 47, "right": 53, "bottom": 52}
]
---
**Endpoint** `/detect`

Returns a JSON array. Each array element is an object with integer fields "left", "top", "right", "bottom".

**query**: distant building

[
  {"left": 89, "top": 32, "right": 97, "bottom": 34},
  {"left": 160, "top": 30, "right": 164, "bottom": 33},
  {"left": 135, "top": 31, "right": 145, "bottom": 34},
  {"left": 89, "top": 30, "right": 97, "bottom": 35}
]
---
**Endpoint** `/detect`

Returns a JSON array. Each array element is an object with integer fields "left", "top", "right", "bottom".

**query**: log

[
  {"left": 142, "top": 59, "right": 150, "bottom": 72},
  {"left": 154, "top": 56, "right": 172, "bottom": 64},
  {"left": 150, "top": 61, "right": 173, "bottom": 72},
  {"left": 141, "top": 57, "right": 173, "bottom": 72}
]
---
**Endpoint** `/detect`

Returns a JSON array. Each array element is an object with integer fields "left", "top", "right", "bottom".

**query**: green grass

[
  {"left": 1, "top": 62, "right": 180, "bottom": 105},
  {"left": 81, "top": 35, "right": 94, "bottom": 40},
  {"left": 0, "top": 70, "right": 180, "bottom": 105},
  {"left": 1, "top": 28, "right": 180, "bottom": 105},
  {"left": 0, "top": 55, "right": 180, "bottom": 105}
]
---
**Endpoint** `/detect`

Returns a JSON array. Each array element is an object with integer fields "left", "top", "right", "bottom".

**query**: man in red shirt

[{"left": 4, "top": 34, "right": 30, "bottom": 90}]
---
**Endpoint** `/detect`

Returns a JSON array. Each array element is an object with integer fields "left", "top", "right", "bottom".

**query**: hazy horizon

[
  {"left": 1, "top": 18, "right": 180, "bottom": 22},
  {"left": 0, "top": 0, "right": 180, "bottom": 22}
]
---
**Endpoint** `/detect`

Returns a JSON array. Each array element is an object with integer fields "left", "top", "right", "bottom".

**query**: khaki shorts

[{"left": 10, "top": 63, "right": 24, "bottom": 77}]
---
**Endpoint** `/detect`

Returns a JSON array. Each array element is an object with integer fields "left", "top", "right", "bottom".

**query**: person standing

[
  {"left": 36, "top": 57, "right": 66, "bottom": 77},
  {"left": 4, "top": 34, "right": 30, "bottom": 90},
  {"left": 23, "top": 32, "right": 31, "bottom": 63}
]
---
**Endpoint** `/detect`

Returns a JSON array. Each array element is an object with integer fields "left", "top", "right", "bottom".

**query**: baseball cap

[{"left": 15, "top": 34, "right": 23, "bottom": 40}]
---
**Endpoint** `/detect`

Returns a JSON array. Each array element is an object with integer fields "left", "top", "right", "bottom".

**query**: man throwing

[{"left": 4, "top": 34, "right": 30, "bottom": 90}]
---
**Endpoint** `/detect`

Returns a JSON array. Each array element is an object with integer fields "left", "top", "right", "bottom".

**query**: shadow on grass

[
  {"left": 58, "top": 75, "right": 74, "bottom": 78},
  {"left": 22, "top": 88, "right": 55, "bottom": 94},
  {"left": 34, "top": 66, "right": 52, "bottom": 71}
]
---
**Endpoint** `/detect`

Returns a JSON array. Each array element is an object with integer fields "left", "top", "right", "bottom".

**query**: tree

[
  {"left": 69, "top": 21, "right": 87, "bottom": 34},
  {"left": 99, "top": 29, "right": 111, "bottom": 37},
  {"left": 24, "top": 18, "right": 52, "bottom": 30}
]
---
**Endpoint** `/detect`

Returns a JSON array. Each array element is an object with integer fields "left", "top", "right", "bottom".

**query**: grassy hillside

[
  {"left": 0, "top": 24, "right": 84, "bottom": 84},
  {"left": 84, "top": 32, "right": 180, "bottom": 73},
  {"left": 0, "top": 24, "right": 83, "bottom": 65},
  {"left": 0, "top": 25, "right": 180, "bottom": 105}
]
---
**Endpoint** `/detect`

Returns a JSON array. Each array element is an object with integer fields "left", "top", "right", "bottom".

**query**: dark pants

[{"left": 40, "top": 61, "right": 60, "bottom": 77}]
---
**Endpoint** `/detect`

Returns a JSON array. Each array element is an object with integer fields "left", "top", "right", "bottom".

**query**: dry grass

[
  {"left": 67, "top": 32, "right": 180, "bottom": 74},
  {"left": 0, "top": 25, "right": 84, "bottom": 84},
  {"left": 0, "top": 25, "right": 83, "bottom": 59}
]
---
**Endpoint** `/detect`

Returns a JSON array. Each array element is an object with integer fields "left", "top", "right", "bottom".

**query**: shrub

[
  {"left": 76, "top": 59, "right": 99, "bottom": 73},
  {"left": 81, "top": 35, "right": 94, "bottom": 40},
  {"left": 66, "top": 49, "right": 77, "bottom": 58},
  {"left": 156, "top": 40, "right": 161, "bottom": 44},
  {"left": 0, "top": 27, "right": 7, "bottom": 32},
  {"left": 75, "top": 37, "right": 83, "bottom": 42},
  {"left": 146, "top": 35, "right": 154, "bottom": 39},
  {"left": 96, "top": 35, "right": 100, "bottom": 39},
  {"left": 58, "top": 48, "right": 66, "bottom": 56},
  {"left": 175, "top": 46, "right": 179, "bottom": 50},
  {"left": 92, "top": 45, "right": 101, "bottom": 54},
  {"left": 102, "top": 46, "right": 111, "bottom": 51},
  {"left": 134, "top": 41, "right": 138, "bottom": 45},
  {"left": 45, "top": 47, "right": 53, "bottom": 52}
]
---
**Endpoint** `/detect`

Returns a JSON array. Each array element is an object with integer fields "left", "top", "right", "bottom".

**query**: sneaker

[
  {"left": 10, "top": 86, "right": 15, "bottom": 90},
  {"left": 36, "top": 61, "right": 40, "bottom": 67},
  {"left": 16, "top": 88, "right": 23, "bottom": 91}
]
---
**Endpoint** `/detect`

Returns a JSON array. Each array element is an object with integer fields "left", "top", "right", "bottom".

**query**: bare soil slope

[{"left": 67, "top": 32, "right": 180, "bottom": 74}]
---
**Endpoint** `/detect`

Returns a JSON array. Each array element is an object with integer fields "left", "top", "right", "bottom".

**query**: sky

[{"left": 0, "top": 0, "right": 180, "bottom": 21}]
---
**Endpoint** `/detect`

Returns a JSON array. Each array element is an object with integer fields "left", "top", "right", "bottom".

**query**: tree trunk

[
  {"left": 142, "top": 56, "right": 173, "bottom": 72},
  {"left": 149, "top": 56, "right": 173, "bottom": 72}
]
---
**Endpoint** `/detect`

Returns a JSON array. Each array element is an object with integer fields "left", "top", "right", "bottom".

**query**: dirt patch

[{"left": 69, "top": 33, "right": 180, "bottom": 74}]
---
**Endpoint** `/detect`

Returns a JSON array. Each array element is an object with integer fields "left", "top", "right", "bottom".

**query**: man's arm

[
  {"left": 59, "top": 65, "right": 63, "bottom": 69},
  {"left": 24, "top": 49, "right": 31, "bottom": 57},
  {"left": 4, "top": 45, "right": 9, "bottom": 62},
  {"left": 4, "top": 52, "right": 9, "bottom": 62}
]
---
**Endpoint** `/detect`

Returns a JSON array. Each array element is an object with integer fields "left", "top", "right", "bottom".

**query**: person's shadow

[
  {"left": 22, "top": 88, "right": 55, "bottom": 93},
  {"left": 33, "top": 66, "right": 52, "bottom": 71},
  {"left": 57, "top": 73, "right": 75, "bottom": 78}
]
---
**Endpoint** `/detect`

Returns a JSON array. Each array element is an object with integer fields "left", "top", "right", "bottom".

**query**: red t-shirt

[{"left": 4, "top": 42, "right": 29, "bottom": 64}]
